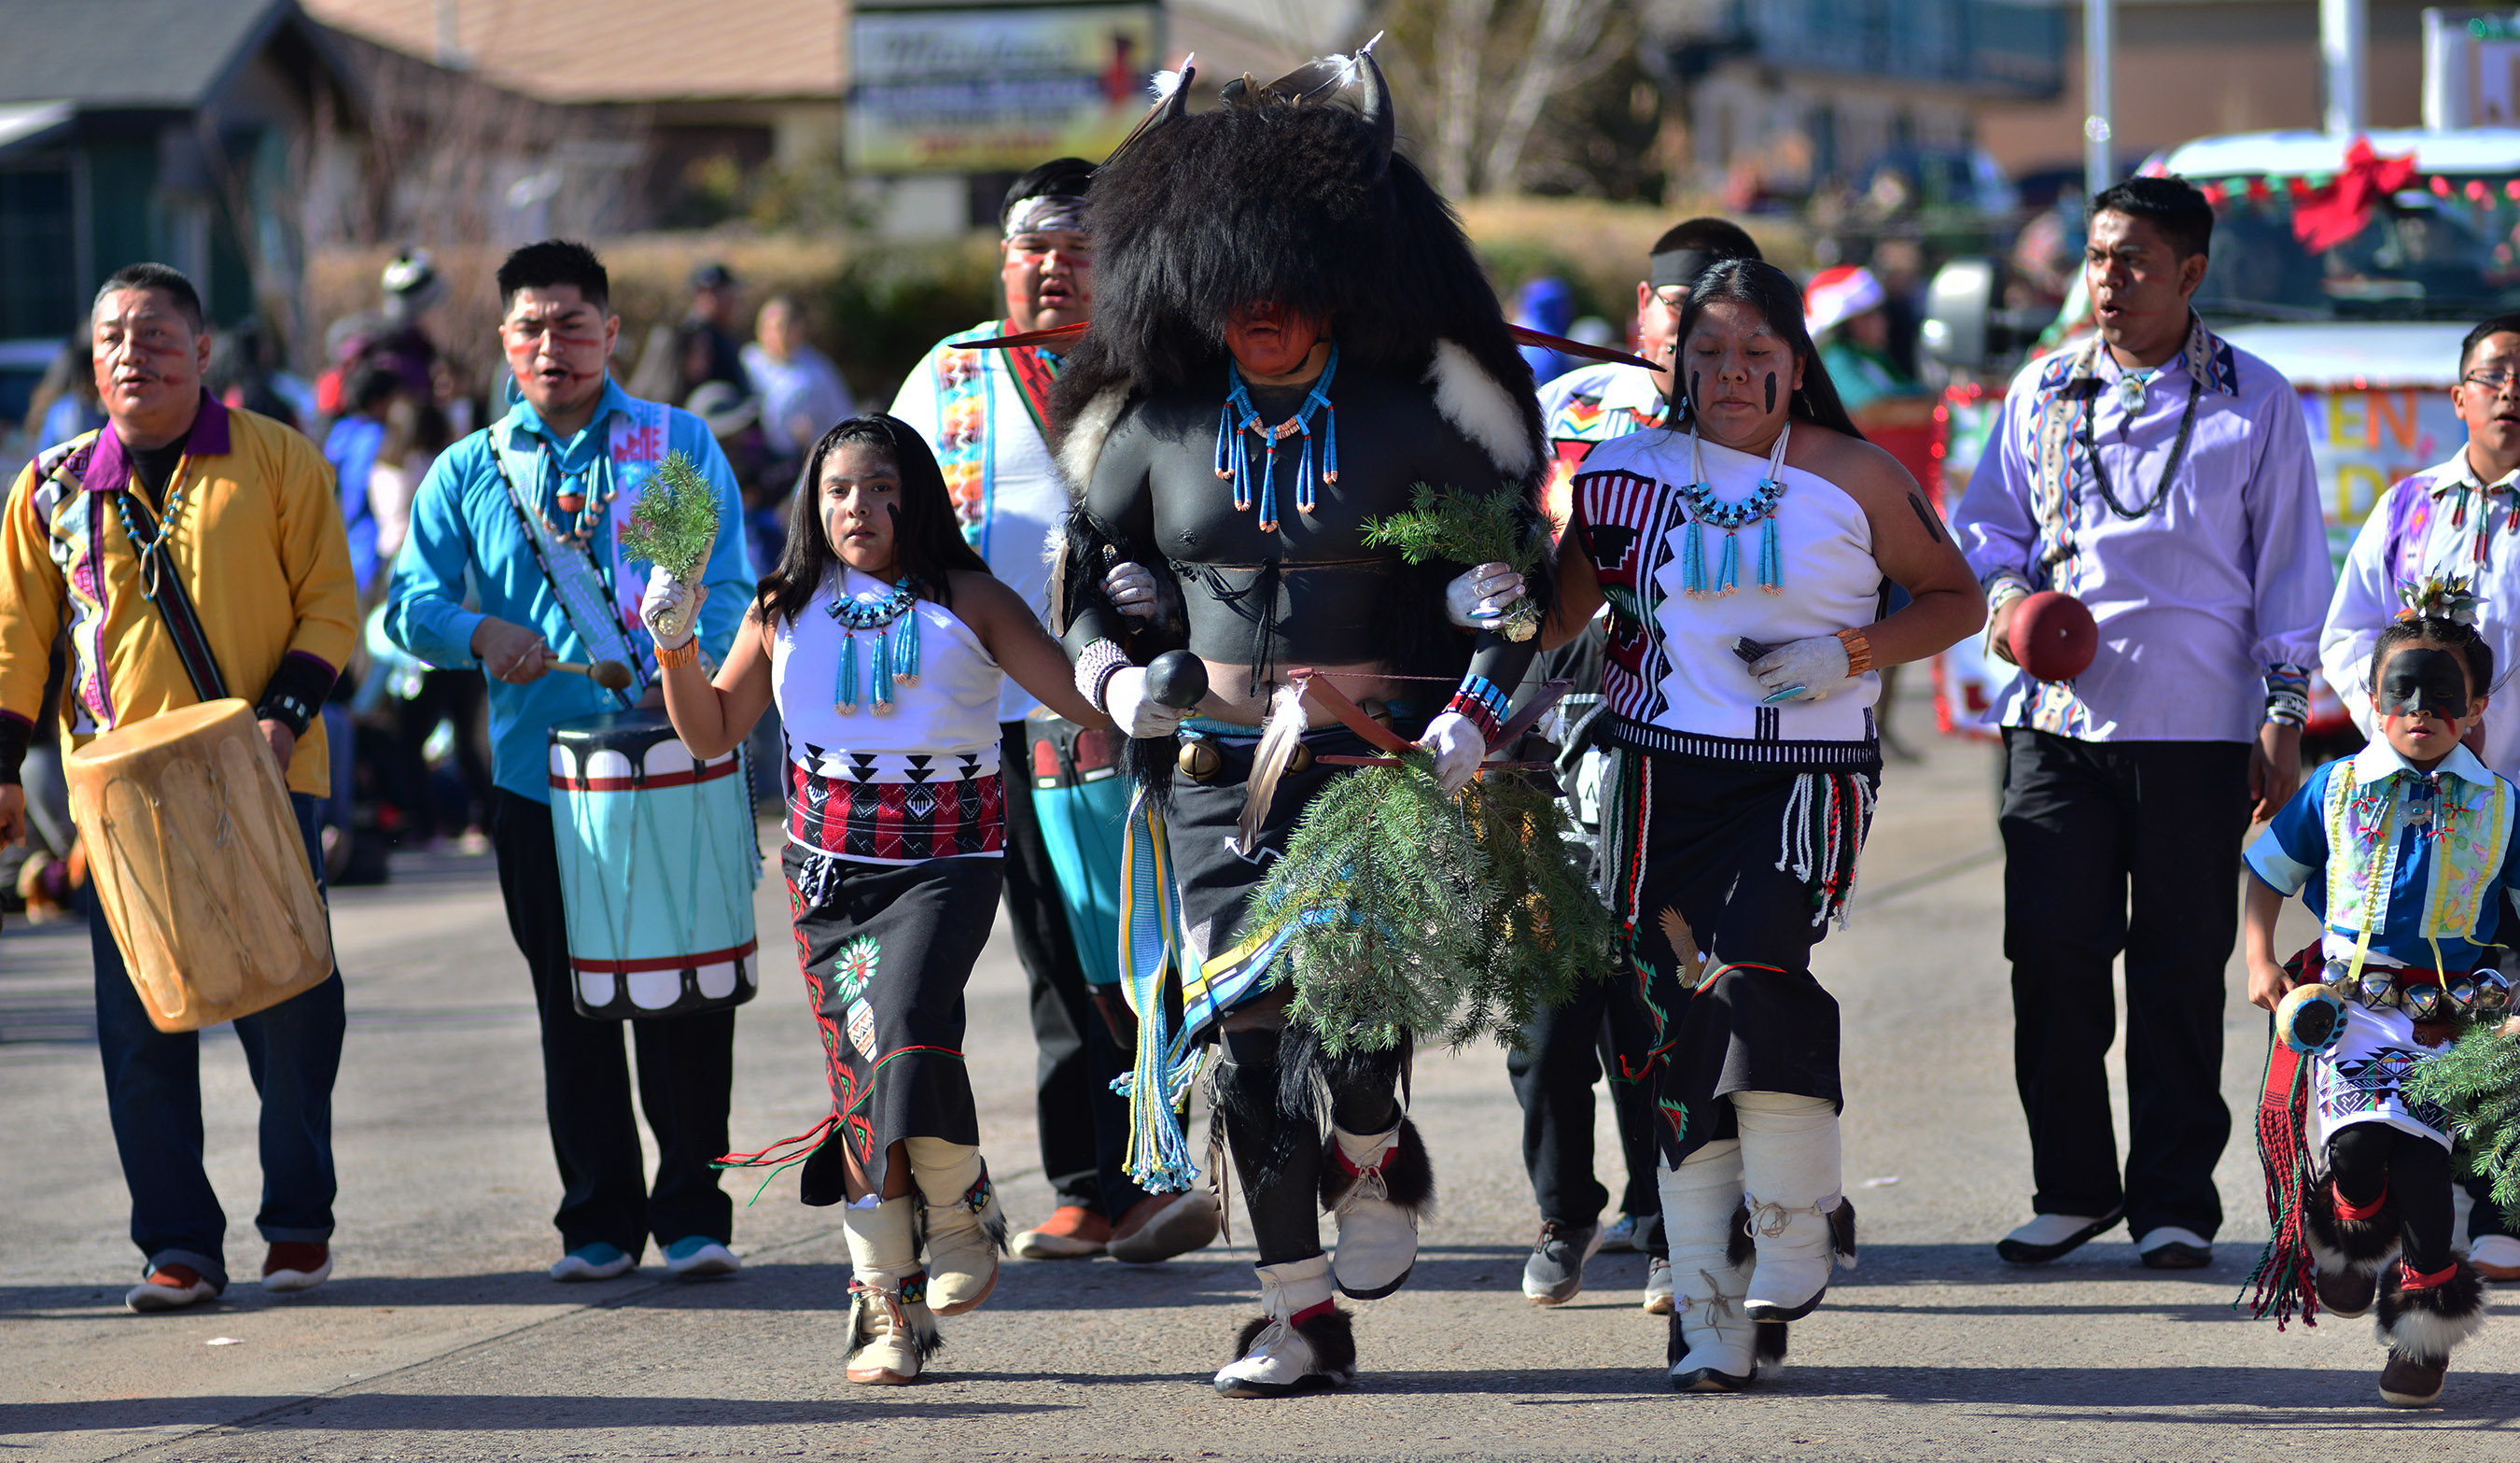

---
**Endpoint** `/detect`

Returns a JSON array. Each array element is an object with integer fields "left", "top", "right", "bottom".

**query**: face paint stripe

[{"left": 1764, "top": 372, "right": 1776, "bottom": 414}]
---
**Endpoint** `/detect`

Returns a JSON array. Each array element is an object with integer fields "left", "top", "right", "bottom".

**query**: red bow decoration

[{"left": 2290, "top": 135, "right": 2418, "bottom": 253}]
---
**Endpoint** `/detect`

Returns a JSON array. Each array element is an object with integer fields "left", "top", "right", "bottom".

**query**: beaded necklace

[
  {"left": 111, "top": 457, "right": 193, "bottom": 603},
  {"left": 528, "top": 440, "right": 617, "bottom": 546},
  {"left": 826, "top": 573, "right": 923, "bottom": 713},
  {"left": 1677, "top": 422, "right": 1791, "bottom": 598},
  {"left": 1214, "top": 344, "right": 1339, "bottom": 533}
]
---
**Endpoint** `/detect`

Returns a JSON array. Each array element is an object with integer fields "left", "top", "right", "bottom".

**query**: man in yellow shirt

[{"left": 0, "top": 262, "right": 359, "bottom": 1313}]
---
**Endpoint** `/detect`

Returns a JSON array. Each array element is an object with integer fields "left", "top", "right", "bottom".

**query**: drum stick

[{"left": 553, "top": 659, "right": 637, "bottom": 691}]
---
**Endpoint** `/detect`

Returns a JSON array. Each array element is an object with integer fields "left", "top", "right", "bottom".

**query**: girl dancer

[
  {"left": 1547, "top": 259, "right": 1981, "bottom": 1390},
  {"left": 648, "top": 414, "right": 1109, "bottom": 1384}
]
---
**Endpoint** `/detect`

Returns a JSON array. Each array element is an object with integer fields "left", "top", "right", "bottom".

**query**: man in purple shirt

[{"left": 1953, "top": 176, "right": 2331, "bottom": 1271}]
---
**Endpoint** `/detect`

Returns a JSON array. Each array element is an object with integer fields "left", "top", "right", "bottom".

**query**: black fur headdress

[{"left": 1052, "top": 50, "right": 1543, "bottom": 482}]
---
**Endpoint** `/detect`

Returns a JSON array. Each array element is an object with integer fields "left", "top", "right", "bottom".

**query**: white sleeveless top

[
  {"left": 770, "top": 566, "right": 1004, "bottom": 781},
  {"left": 1571, "top": 428, "right": 1883, "bottom": 766}
]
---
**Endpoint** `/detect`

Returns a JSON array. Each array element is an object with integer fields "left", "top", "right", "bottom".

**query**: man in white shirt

[{"left": 2318, "top": 310, "right": 2520, "bottom": 1281}]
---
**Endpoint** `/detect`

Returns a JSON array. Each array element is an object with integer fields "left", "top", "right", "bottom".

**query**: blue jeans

[{"left": 90, "top": 792, "right": 344, "bottom": 1290}]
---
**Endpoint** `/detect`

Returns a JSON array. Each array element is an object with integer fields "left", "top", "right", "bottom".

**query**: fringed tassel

[
  {"left": 715, "top": 1112, "right": 840, "bottom": 1204},
  {"left": 1757, "top": 515, "right": 1783, "bottom": 593},
  {"left": 1682, "top": 519, "right": 1708, "bottom": 598},
  {"left": 873, "top": 626, "right": 895, "bottom": 710},
  {"left": 1257, "top": 434, "right": 1281, "bottom": 533},
  {"left": 2239, "top": 1041, "right": 2321, "bottom": 1329},
  {"left": 1776, "top": 772, "right": 1817, "bottom": 884},
  {"left": 1715, "top": 529, "right": 1741, "bottom": 595},
  {"left": 1777, "top": 773, "right": 1875, "bottom": 928},
  {"left": 1292, "top": 420, "right": 1315, "bottom": 520},
  {"left": 835, "top": 632, "right": 861, "bottom": 713},
  {"left": 1323, "top": 403, "right": 1338, "bottom": 484}
]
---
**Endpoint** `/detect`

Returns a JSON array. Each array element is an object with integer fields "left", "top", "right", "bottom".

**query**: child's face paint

[
  {"left": 820, "top": 442, "right": 904, "bottom": 579},
  {"left": 2372, "top": 642, "right": 2483, "bottom": 766}
]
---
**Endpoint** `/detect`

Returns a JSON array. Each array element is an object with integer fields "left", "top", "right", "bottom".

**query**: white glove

[
  {"left": 1419, "top": 710, "right": 1487, "bottom": 795},
  {"left": 1103, "top": 665, "right": 1190, "bottom": 739},
  {"left": 1748, "top": 635, "right": 1856, "bottom": 705},
  {"left": 1444, "top": 561, "right": 1528, "bottom": 629},
  {"left": 641, "top": 564, "right": 700, "bottom": 649},
  {"left": 1102, "top": 560, "right": 1161, "bottom": 626}
]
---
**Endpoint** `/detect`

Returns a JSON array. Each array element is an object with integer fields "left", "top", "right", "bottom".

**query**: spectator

[
  {"left": 1514, "top": 276, "right": 1582, "bottom": 385},
  {"left": 324, "top": 368, "right": 399, "bottom": 596},
  {"left": 27, "top": 336, "right": 104, "bottom": 451},
  {"left": 740, "top": 294, "right": 854, "bottom": 481},
  {"left": 684, "top": 261, "right": 749, "bottom": 391}
]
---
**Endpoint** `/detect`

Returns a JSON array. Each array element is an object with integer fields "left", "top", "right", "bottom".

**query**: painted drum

[
  {"left": 549, "top": 710, "right": 762, "bottom": 1019},
  {"left": 2275, "top": 981, "right": 2348, "bottom": 1054}
]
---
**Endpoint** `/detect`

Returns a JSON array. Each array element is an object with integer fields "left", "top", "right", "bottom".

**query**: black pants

[
  {"left": 1000, "top": 722, "right": 1149, "bottom": 1219},
  {"left": 1216, "top": 1026, "right": 1404, "bottom": 1265},
  {"left": 488, "top": 789, "right": 735, "bottom": 1257},
  {"left": 1507, "top": 981, "right": 1664, "bottom": 1246},
  {"left": 2331, "top": 1124, "right": 2455, "bottom": 1274},
  {"left": 1999, "top": 729, "right": 2247, "bottom": 1239}
]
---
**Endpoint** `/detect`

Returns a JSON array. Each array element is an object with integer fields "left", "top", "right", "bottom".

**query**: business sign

[{"left": 849, "top": 4, "right": 1164, "bottom": 174}]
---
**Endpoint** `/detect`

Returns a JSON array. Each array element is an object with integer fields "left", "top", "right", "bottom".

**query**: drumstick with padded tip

[{"left": 553, "top": 659, "right": 636, "bottom": 691}]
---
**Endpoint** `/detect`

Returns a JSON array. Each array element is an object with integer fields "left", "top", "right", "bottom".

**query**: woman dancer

[
  {"left": 647, "top": 414, "right": 1110, "bottom": 1384},
  {"left": 1546, "top": 259, "right": 1981, "bottom": 1390}
]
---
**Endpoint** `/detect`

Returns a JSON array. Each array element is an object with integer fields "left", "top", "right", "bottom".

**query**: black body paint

[
  {"left": 2378, "top": 646, "right": 2471, "bottom": 719},
  {"left": 1905, "top": 492, "right": 1945, "bottom": 543}
]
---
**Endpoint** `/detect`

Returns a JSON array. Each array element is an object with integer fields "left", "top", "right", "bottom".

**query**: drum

[
  {"left": 65, "top": 698, "right": 332, "bottom": 1033},
  {"left": 548, "top": 710, "right": 761, "bottom": 1019},
  {"left": 1025, "top": 710, "right": 1129, "bottom": 988}
]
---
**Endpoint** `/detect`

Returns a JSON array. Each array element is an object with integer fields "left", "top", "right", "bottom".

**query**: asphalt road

[{"left": 4, "top": 704, "right": 2515, "bottom": 1461}]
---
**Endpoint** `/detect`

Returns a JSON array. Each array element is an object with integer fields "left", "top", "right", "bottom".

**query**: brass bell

[
  {"left": 2358, "top": 969, "right": 2397, "bottom": 1009},
  {"left": 1178, "top": 737, "right": 1222, "bottom": 781},
  {"left": 2444, "top": 977, "right": 2478, "bottom": 1016},
  {"left": 1287, "top": 740, "right": 1315, "bottom": 774},
  {"left": 2405, "top": 983, "right": 2443, "bottom": 1020}
]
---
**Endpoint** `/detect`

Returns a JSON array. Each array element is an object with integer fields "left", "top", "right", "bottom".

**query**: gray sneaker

[
  {"left": 1521, "top": 1219, "right": 1602, "bottom": 1305},
  {"left": 1597, "top": 1213, "right": 1645, "bottom": 1253}
]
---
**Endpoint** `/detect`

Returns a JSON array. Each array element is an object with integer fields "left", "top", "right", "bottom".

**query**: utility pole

[
  {"left": 2084, "top": 0, "right": 2113, "bottom": 199},
  {"left": 2322, "top": 0, "right": 2368, "bottom": 134}
]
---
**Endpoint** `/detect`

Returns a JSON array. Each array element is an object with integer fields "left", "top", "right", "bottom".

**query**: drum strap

[
  {"left": 117, "top": 489, "right": 230, "bottom": 704},
  {"left": 486, "top": 436, "right": 639, "bottom": 710}
]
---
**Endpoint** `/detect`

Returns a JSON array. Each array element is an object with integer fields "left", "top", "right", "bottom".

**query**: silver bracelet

[{"left": 1074, "top": 639, "right": 1130, "bottom": 712}]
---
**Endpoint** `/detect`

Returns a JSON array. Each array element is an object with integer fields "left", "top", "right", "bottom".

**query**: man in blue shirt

[{"left": 385, "top": 241, "right": 753, "bottom": 1283}]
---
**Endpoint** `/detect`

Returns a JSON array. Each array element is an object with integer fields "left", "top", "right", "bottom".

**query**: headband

[
  {"left": 1004, "top": 194, "right": 1087, "bottom": 240},
  {"left": 1649, "top": 247, "right": 1716, "bottom": 291}
]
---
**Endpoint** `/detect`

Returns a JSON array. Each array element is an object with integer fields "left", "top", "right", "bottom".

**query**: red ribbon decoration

[{"left": 2290, "top": 135, "right": 2418, "bottom": 254}]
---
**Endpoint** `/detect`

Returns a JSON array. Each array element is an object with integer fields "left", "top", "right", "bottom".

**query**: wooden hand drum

[{"left": 65, "top": 698, "right": 333, "bottom": 1032}]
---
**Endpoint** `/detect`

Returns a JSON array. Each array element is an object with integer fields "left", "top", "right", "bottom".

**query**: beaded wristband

[
  {"left": 655, "top": 638, "right": 700, "bottom": 669},
  {"left": 1834, "top": 626, "right": 1875, "bottom": 678},
  {"left": 1444, "top": 673, "right": 1512, "bottom": 746},
  {"left": 2264, "top": 663, "right": 2310, "bottom": 729},
  {"left": 1075, "top": 639, "right": 1130, "bottom": 712}
]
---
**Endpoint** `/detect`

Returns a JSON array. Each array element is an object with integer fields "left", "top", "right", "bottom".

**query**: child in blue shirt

[{"left": 2243, "top": 613, "right": 2513, "bottom": 1407}]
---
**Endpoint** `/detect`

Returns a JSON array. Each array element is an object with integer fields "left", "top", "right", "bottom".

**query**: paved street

[{"left": 4, "top": 703, "right": 2515, "bottom": 1461}]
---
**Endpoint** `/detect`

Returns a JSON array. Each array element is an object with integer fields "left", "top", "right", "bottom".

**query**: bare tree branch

[{"left": 1479, "top": 0, "right": 1616, "bottom": 195}]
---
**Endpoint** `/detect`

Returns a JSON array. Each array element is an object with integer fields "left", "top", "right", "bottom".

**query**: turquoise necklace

[
  {"left": 111, "top": 459, "right": 194, "bottom": 604},
  {"left": 1678, "top": 422, "right": 1791, "bottom": 598},
  {"left": 827, "top": 574, "right": 922, "bottom": 713},
  {"left": 1214, "top": 344, "right": 1339, "bottom": 533}
]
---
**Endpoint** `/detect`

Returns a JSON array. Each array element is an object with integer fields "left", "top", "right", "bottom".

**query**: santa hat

[{"left": 1803, "top": 265, "right": 1884, "bottom": 338}]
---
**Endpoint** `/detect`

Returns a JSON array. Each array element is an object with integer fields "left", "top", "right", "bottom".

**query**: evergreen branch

[
  {"left": 1360, "top": 483, "right": 1547, "bottom": 640},
  {"left": 619, "top": 451, "right": 721, "bottom": 581},
  {"left": 2402, "top": 1020, "right": 2520, "bottom": 1209}
]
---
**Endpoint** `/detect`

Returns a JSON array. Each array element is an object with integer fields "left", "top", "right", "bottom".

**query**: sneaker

[
  {"left": 1521, "top": 1218, "right": 1602, "bottom": 1305},
  {"left": 1597, "top": 1213, "right": 1646, "bottom": 1254},
  {"left": 1995, "top": 1208, "right": 2122, "bottom": 1265},
  {"left": 549, "top": 1243, "right": 636, "bottom": 1281},
  {"left": 2135, "top": 1226, "right": 2213, "bottom": 1270},
  {"left": 664, "top": 1236, "right": 739, "bottom": 1279},
  {"left": 1642, "top": 1256, "right": 1676, "bottom": 1314},
  {"left": 2469, "top": 1233, "right": 2520, "bottom": 1281},
  {"left": 261, "top": 1242, "right": 332, "bottom": 1294},
  {"left": 1011, "top": 1204, "right": 1110, "bottom": 1259},
  {"left": 1106, "top": 1191, "right": 1222, "bottom": 1264},
  {"left": 125, "top": 1264, "right": 218, "bottom": 1313}
]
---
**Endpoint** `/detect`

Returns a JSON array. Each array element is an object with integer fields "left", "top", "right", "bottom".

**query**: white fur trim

[
  {"left": 1425, "top": 339, "right": 1538, "bottom": 481},
  {"left": 1151, "top": 54, "right": 1195, "bottom": 101},
  {"left": 2378, "top": 1290, "right": 2488, "bottom": 1359},
  {"left": 2305, "top": 1219, "right": 2399, "bottom": 1278},
  {"left": 1058, "top": 385, "right": 1131, "bottom": 502}
]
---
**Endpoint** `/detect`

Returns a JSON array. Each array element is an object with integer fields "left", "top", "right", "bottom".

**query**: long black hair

[
  {"left": 754, "top": 413, "right": 991, "bottom": 626},
  {"left": 1670, "top": 258, "right": 1865, "bottom": 442}
]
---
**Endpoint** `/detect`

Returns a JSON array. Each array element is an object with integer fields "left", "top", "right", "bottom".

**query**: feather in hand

[
  {"left": 1361, "top": 483, "right": 1546, "bottom": 641},
  {"left": 619, "top": 451, "right": 720, "bottom": 582}
]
